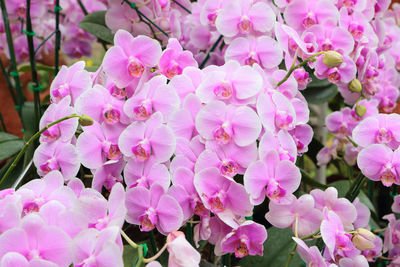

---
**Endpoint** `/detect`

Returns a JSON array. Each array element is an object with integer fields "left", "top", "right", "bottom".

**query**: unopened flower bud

[
  {"left": 355, "top": 104, "right": 367, "bottom": 118},
  {"left": 79, "top": 115, "right": 94, "bottom": 126},
  {"left": 348, "top": 79, "right": 362, "bottom": 93},
  {"left": 323, "top": 51, "right": 343, "bottom": 68},
  {"left": 351, "top": 228, "right": 376, "bottom": 251}
]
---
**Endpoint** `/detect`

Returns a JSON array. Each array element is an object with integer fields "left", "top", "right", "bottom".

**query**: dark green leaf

[
  {"left": 302, "top": 76, "right": 338, "bottom": 104},
  {"left": 79, "top": 11, "right": 114, "bottom": 44},
  {"left": 123, "top": 245, "right": 139, "bottom": 267},
  {"left": 17, "top": 63, "right": 54, "bottom": 73},
  {"left": 0, "top": 140, "right": 23, "bottom": 161},
  {"left": 21, "top": 102, "right": 37, "bottom": 169},
  {"left": 239, "top": 227, "right": 304, "bottom": 267},
  {"left": 0, "top": 132, "right": 20, "bottom": 144}
]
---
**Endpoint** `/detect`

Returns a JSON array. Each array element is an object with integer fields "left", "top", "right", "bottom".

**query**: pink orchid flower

[
  {"left": 293, "top": 237, "right": 328, "bottom": 267},
  {"left": 124, "top": 75, "right": 180, "bottom": 122},
  {"left": 92, "top": 160, "right": 124, "bottom": 192},
  {"left": 357, "top": 144, "right": 400, "bottom": 187},
  {"left": 195, "top": 100, "right": 262, "bottom": 147},
  {"left": 221, "top": 221, "right": 267, "bottom": 258},
  {"left": 244, "top": 150, "right": 301, "bottom": 205},
  {"left": 50, "top": 61, "right": 91, "bottom": 104},
  {"left": 118, "top": 112, "right": 176, "bottom": 163},
  {"left": 194, "top": 167, "right": 252, "bottom": 227},
  {"left": 166, "top": 231, "right": 201, "bottom": 267},
  {"left": 352, "top": 114, "right": 400, "bottom": 149},
  {"left": 103, "top": 30, "right": 162, "bottom": 88},
  {"left": 215, "top": 0, "right": 275, "bottom": 37},
  {"left": 266, "top": 194, "right": 322, "bottom": 237},
  {"left": 258, "top": 130, "right": 297, "bottom": 163},
  {"left": 125, "top": 183, "right": 183, "bottom": 235},
  {"left": 170, "top": 136, "right": 205, "bottom": 174}
]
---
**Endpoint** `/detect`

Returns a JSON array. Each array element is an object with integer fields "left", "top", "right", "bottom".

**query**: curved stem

[
  {"left": 121, "top": 230, "right": 138, "bottom": 248},
  {"left": 54, "top": 0, "right": 61, "bottom": 74},
  {"left": 143, "top": 243, "right": 168, "bottom": 263},
  {"left": 276, "top": 51, "right": 326, "bottom": 87},
  {"left": 285, "top": 243, "right": 297, "bottom": 267},
  {"left": 200, "top": 35, "right": 223, "bottom": 69},
  {"left": 0, "top": 114, "right": 81, "bottom": 186}
]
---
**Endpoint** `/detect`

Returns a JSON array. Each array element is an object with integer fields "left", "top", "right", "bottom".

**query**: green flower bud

[
  {"left": 79, "top": 115, "right": 94, "bottom": 126},
  {"left": 322, "top": 51, "right": 343, "bottom": 68},
  {"left": 355, "top": 105, "right": 367, "bottom": 118},
  {"left": 351, "top": 228, "right": 376, "bottom": 251},
  {"left": 348, "top": 79, "right": 362, "bottom": 93}
]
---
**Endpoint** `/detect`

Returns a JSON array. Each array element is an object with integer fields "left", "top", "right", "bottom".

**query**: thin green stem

[
  {"left": 26, "top": 0, "right": 42, "bottom": 130},
  {"left": 172, "top": 0, "right": 191, "bottom": 13},
  {"left": 300, "top": 169, "right": 328, "bottom": 189},
  {"left": 345, "top": 173, "right": 367, "bottom": 202},
  {"left": 0, "top": 0, "right": 24, "bottom": 115},
  {"left": 121, "top": 229, "right": 138, "bottom": 248},
  {"left": 54, "top": 0, "right": 61, "bottom": 74},
  {"left": 345, "top": 135, "right": 358, "bottom": 147},
  {"left": 0, "top": 113, "right": 6, "bottom": 132},
  {"left": 142, "top": 243, "right": 167, "bottom": 263},
  {"left": 276, "top": 51, "right": 326, "bottom": 87},
  {"left": 200, "top": 35, "right": 223, "bottom": 69},
  {"left": 0, "top": 114, "right": 81, "bottom": 186},
  {"left": 0, "top": 57, "right": 17, "bottom": 104},
  {"left": 34, "top": 30, "right": 56, "bottom": 55},
  {"left": 285, "top": 243, "right": 297, "bottom": 267}
]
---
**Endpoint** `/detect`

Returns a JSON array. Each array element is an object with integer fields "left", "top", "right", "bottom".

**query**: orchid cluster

[
  {"left": 0, "top": 0, "right": 106, "bottom": 62},
  {"left": 1, "top": 0, "right": 400, "bottom": 266}
]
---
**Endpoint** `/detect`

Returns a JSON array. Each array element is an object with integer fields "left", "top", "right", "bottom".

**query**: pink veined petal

[
  {"left": 125, "top": 187, "right": 150, "bottom": 225},
  {"left": 113, "top": 29, "right": 134, "bottom": 54},
  {"left": 292, "top": 238, "right": 312, "bottom": 263},
  {"left": 168, "top": 109, "right": 195, "bottom": 140},
  {"left": 102, "top": 46, "right": 132, "bottom": 88},
  {"left": 225, "top": 180, "right": 252, "bottom": 216},
  {"left": 283, "top": 0, "right": 309, "bottom": 31},
  {"left": 156, "top": 195, "right": 183, "bottom": 234},
  {"left": 224, "top": 37, "right": 250, "bottom": 64},
  {"left": 331, "top": 27, "right": 355, "bottom": 55},
  {"left": 256, "top": 36, "right": 283, "bottom": 69},
  {"left": 275, "top": 160, "right": 301, "bottom": 194},
  {"left": 248, "top": 1, "right": 275, "bottom": 32},
  {"left": 195, "top": 101, "right": 226, "bottom": 140},
  {"left": 108, "top": 183, "right": 126, "bottom": 219},
  {"left": 256, "top": 93, "right": 275, "bottom": 131},
  {"left": 118, "top": 121, "right": 146, "bottom": 157},
  {"left": 352, "top": 116, "right": 379, "bottom": 147},
  {"left": 56, "top": 143, "right": 80, "bottom": 179},
  {"left": 131, "top": 35, "right": 162, "bottom": 66},
  {"left": 215, "top": 1, "right": 242, "bottom": 37},
  {"left": 232, "top": 105, "right": 262, "bottom": 147},
  {"left": 357, "top": 144, "right": 392, "bottom": 180},
  {"left": 196, "top": 70, "right": 227, "bottom": 104},
  {"left": 149, "top": 125, "right": 176, "bottom": 163},
  {"left": 38, "top": 226, "right": 72, "bottom": 266},
  {"left": 0, "top": 228, "right": 28, "bottom": 258},
  {"left": 28, "top": 259, "right": 58, "bottom": 267},
  {"left": 76, "top": 131, "right": 104, "bottom": 169},
  {"left": 232, "top": 65, "right": 262, "bottom": 100},
  {"left": 168, "top": 185, "right": 192, "bottom": 221},
  {"left": 171, "top": 168, "right": 195, "bottom": 194},
  {"left": 244, "top": 161, "right": 269, "bottom": 205},
  {"left": 265, "top": 202, "right": 295, "bottom": 228},
  {"left": 0, "top": 252, "right": 28, "bottom": 267},
  {"left": 152, "top": 84, "right": 180, "bottom": 120},
  {"left": 96, "top": 242, "right": 124, "bottom": 267},
  {"left": 195, "top": 150, "right": 220, "bottom": 174}
]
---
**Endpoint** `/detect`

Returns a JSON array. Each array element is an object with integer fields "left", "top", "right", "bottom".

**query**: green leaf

[
  {"left": 17, "top": 63, "right": 54, "bottom": 73},
  {"left": 123, "top": 245, "right": 140, "bottom": 267},
  {"left": 79, "top": 11, "right": 114, "bottom": 44},
  {"left": 0, "top": 132, "right": 20, "bottom": 144},
  {"left": 239, "top": 227, "right": 305, "bottom": 267},
  {"left": 21, "top": 102, "right": 37, "bottom": 168},
  {"left": 0, "top": 139, "right": 23, "bottom": 161},
  {"left": 302, "top": 77, "right": 338, "bottom": 104}
]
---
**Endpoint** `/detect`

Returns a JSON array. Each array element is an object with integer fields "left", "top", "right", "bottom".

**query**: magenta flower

[
  {"left": 326, "top": 108, "right": 358, "bottom": 137},
  {"left": 75, "top": 85, "right": 130, "bottom": 125},
  {"left": 257, "top": 92, "right": 297, "bottom": 132},
  {"left": 168, "top": 94, "right": 202, "bottom": 140},
  {"left": 33, "top": 141, "right": 79, "bottom": 179},
  {"left": 196, "top": 60, "right": 262, "bottom": 104},
  {"left": 357, "top": 144, "right": 400, "bottom": 187},
  {"left": 288, "top": 124, "right": 314, "bottom": 154},
  {"left": 125, "top": 183, "right": 183, "bottom": 235},
  {"left": 215, "top": 0, "right": 275, "bottom": 37},
  {"left": 207, "top": 216, "right": 234, "bottom": 256},
  {"left": 195, "top": 100, "right": 261, "bottom": 147},
  {"left": 266, "top": 194, "right": 322, "bottom": 237},
  {"left": 352, "top": 114, "right": 400, "bottom": 149},
  {"left": 124, "top": 158, "right": 170, "bottom": 190},
  {"left": 352, "top": 198, "right": 370, "bottom": 229},
  {"left": 124, "top": 75, "right": 180, "bottom": 122},
  {"left": 103, "top": 30, "right": 162, "bottom": 88},
  {"left": 168, "top": 167, "right": 208, "bottom": 220},
  {"left": 224, "top": 36, "right": 283, "bottom": 69},
  {"left": 310, "top": 187, "right": 357, "bottom": 229},
  {"left": 284, "top": 0, "right": 339, "bottom": 31},
  {"left": 158, "top": 38, "right": 198, "bottom": 79},
  {"left": 321, "top": 209, "right": 357, "bottom": 260},
  {"left": 169, "top": 67, "right": 203, "bottom": 101},
  {"left": 0, "top": 214, "right": 72, "bottom": 266},
  {"left": 258, "top": 130, "right": 298, "bottom": 163},
  {"left": 118, "top": 112, "right": 176, "bottom": 163},
  {"left": 292, "top": 237, "right": 327, "bottom": 266},
  {"left": 39, "top": 97, "right": 78, "bottom": 144},
  {"left": 315, "top": 54, "right": 357, "bottom": 84},
  {"left": 244, "top": 150, "right": 300, "bottom": 205},
  {"left": 76, "top": 122, "right": 124, "bottom": 169},
  {"left": 221, "top": 221, "right": 267, "bottom": 258},
  {"left": 50, "top": 61, "right": 92, "bottom": 104},
  {"left": 92, "top": 160, "right": 124, "bottom": 192},
  {"left": 170, "top": 136, "right": 205, "bottom": 173},
  {"left": 195, "top": 140, "right": 257, "bottom": 179},
  {"left": 73, "top": 227, "right": 123, "bottom": 267},
  {"left": 194, "top": 167, "right": 252, "bottom": 227}
]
